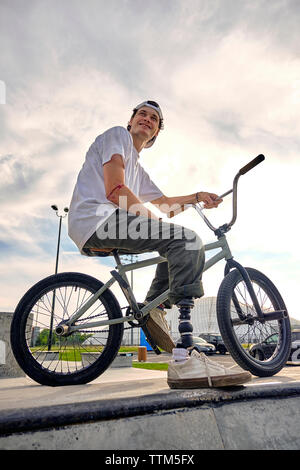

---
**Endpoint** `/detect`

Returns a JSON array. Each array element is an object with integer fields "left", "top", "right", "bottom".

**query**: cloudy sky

[{"left": 1, "top": 0, "right": 300, "bottom": 322}]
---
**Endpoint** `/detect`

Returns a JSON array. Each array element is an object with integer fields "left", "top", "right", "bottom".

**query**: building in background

[
  {"left": 121, "top": 297, "right": 219, "bottom": 345},
  {"left": 167, "top": 296, "right": 219, "bottom": 339}
]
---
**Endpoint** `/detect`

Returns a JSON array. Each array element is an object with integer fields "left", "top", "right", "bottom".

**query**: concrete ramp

[{"left": 1, "top": 373, "right": 300, "bottom": 450}]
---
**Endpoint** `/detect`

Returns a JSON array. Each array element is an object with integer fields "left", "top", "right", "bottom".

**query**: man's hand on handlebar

[{"left": 197, "top": 192, "right": 223, "bottom": 209}]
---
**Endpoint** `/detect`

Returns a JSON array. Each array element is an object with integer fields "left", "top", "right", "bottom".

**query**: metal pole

[
  {"left": 54, "top": 215, "right": 62, "bottom": 274},
  {"left": 48, "top": 215, "right": 61, "bottom": 351},
  {"left": 48, "top": 206, "right": 68, "bottom": 351}
]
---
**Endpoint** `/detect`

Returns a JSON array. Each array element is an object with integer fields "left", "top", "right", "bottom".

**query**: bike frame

[
  {"left": 62, "top": 154, "right": 286, "bottom": 335},
  {"left": 65, "top": 233, "right": 234, "bottom": 333}
]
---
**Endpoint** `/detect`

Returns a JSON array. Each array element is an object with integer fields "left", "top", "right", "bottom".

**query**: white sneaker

[
  {"left": 167, "top": 349, "right": 252, "bottom": 389},
  {"left": 146, "top": 307, "right": 176, "bottom": 353}
]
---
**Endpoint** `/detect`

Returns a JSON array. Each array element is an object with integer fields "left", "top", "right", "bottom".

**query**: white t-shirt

[{"left": 68, "top": 126, "right": 163, "bottom": 254}]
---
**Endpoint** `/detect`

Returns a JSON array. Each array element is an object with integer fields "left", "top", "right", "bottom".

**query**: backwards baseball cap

[{"left": 128, "top": 100, "right": 164, "bottom": 148}]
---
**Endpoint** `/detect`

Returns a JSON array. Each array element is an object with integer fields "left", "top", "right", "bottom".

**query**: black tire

[
  {"left": 217, "top": 267, "right": 291, "bottom": 377},
  {"left": 10, "top": 272, "right": 124, "bottom": 386}
]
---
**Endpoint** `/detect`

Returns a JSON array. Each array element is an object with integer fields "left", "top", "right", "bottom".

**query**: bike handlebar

[
  {"left": 238, "top": 154, "right": 265, "bottom": 176},
  {"left": 226, "top": 153, "right": 265, "bottom": 230},
  {"left": 167, "top": 154, "right": 265, "bottom": 234}
]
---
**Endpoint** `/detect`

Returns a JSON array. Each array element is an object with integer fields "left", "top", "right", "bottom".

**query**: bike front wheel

[
  {"left": 10, "top": 272, "right": 124, "bottom": 386},
  {"left": 217, "top": 267, "right": 291, "bottom": 377}
]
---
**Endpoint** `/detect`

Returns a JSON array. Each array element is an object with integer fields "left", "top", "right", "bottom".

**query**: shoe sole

[
  {"left": 167, "top": 371, "right": 252, "bottom": 389},
  {"left": 146, "top": 317, "right": 176, "bottom": 354}
]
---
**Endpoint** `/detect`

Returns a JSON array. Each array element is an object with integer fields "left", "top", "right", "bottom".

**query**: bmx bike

[{"left": 10, "top": 154, "right": 291, "bottom": 386}]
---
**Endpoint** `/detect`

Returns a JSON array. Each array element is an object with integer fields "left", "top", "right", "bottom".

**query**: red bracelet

[{"left": 107, "top": 184, "right": 124, "bottom": 200}]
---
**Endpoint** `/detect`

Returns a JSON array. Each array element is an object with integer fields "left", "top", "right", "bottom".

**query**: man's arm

[
  {"left": 103, "top": 154, "right": 159, "bottom": 219},
  {"left": 151, "top": 192, "right": 222, "bottom": 214}
]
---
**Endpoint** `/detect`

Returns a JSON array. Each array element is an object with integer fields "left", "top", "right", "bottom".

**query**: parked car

[
  {"left": 199, "top": 333, "right": 227, "bottom": 354},
  {"left": 249, "top": 330, "right": 300, "bottom": 361},
  {"left": 174, "top": 336, "right": 215, "bottom": 355},
  {"left": 192, "top": 336, "right": 216, "bottom": 355}
]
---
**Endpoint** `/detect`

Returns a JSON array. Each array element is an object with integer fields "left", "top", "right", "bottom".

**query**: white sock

[{"left": 172, "top": 347, "right": 189, "bottom": 363}]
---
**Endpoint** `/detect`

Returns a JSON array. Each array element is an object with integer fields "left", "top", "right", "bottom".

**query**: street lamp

[
  {"left": 48, "top": 205, "right": 68, "bottom": 351},
  {"left": 51, "top": 205, "right": 69, "bottom": 275}
]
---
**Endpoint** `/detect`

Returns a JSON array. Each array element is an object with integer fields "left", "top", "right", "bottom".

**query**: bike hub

[{"left": 55, "top": 322, "right": 71, "bottom": 337}]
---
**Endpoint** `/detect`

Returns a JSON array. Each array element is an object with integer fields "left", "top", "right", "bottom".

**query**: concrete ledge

[
  {"left": 1, "top": 381, "right": 300, "bottom": 441},
  {"left": 2, "top": 394, "right": 299, "bottom": 450},
  {"left": 81, "top": 352, "right": 133, "bottom": 368},
  {"left": 111, "top": 353, "right": 133, "bottom": 368},
  {"left": 32, "top": 352, "right": 59, "bottom": 361},
  {"left": 0, "top": 341, "right": 5, "bottom": 365},
  {"left": 0, "top": 312, "right": 26, "bottom": 377}
]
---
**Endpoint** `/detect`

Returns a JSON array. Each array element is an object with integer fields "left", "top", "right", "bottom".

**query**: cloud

[{"left": 0, "top": 154, "right": 44, "bottom": 203}]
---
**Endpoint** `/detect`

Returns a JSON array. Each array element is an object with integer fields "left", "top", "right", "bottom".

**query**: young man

[{"left": 68, "top": 100, "right": 251, "bottom": 388}]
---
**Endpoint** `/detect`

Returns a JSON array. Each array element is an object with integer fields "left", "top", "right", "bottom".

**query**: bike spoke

[
  {"left": 230, "top": 279, "right": 283, "bottom": 363},
  {"left": 25, "top": 282, "right": 111, "bottom": 376}
]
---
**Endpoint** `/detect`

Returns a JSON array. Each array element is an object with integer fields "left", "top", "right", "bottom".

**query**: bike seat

[{"left": 82, "top": 247, "right": 141, "bottom": 257}]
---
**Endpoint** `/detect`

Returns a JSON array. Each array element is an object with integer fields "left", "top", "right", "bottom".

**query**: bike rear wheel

[
  {"left": 217, "top": 267, "right": 291, "bottom": 377},
  {"left": 10, "top": 272, "right": 124, "bottom": 386}
]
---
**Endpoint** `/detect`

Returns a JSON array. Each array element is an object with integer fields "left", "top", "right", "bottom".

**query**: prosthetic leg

[{"left": 176, "top": 298, "right": 194, "bottom": 349}]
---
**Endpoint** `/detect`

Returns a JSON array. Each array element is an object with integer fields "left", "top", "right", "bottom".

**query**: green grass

[
  {"left": 31, "top": 345, "right": 164, "bottom": 363},
  {"left": 132, "top": 362, "right": 168, "bottom": 371},
  {"left": 119, "top": 346, "right": 139, "bottom": 352},
  {"left": 119, "top": 346, "right": 163, "bottom": 353},
  {"left": 59, "top": 350, "right": 82, "bottom": 361}
]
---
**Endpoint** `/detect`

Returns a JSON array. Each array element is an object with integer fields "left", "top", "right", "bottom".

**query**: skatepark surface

[{"left": 1, "top": 353, "right": 300, "bottom": 450}]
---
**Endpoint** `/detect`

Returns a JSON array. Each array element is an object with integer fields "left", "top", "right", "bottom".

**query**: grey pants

[{"left": 83, "top": 209, "right": 205, "bottom": 307}]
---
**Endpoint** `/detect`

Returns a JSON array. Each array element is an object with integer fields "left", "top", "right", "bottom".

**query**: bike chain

[
  {"left": 75, "top": 306, "right": 143, "bottom": 334},
  {"left": 76, "top": 328, "right": 133, "bottom": 334},
  {"left": 74, "top": 305, "right": 160, "bottom": 355}
]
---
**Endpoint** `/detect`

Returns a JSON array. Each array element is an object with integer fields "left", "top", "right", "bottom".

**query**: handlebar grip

[{"left": 239, "top": 154, "right": 265, "bottom": 175}]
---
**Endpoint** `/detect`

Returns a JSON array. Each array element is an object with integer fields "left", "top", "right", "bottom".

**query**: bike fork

[
  {"left": 225, "top": 259, "right": 264, "bottom": 319},
  {"left": 224, "top": 259, "right": 287, "bottom": 323}
]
